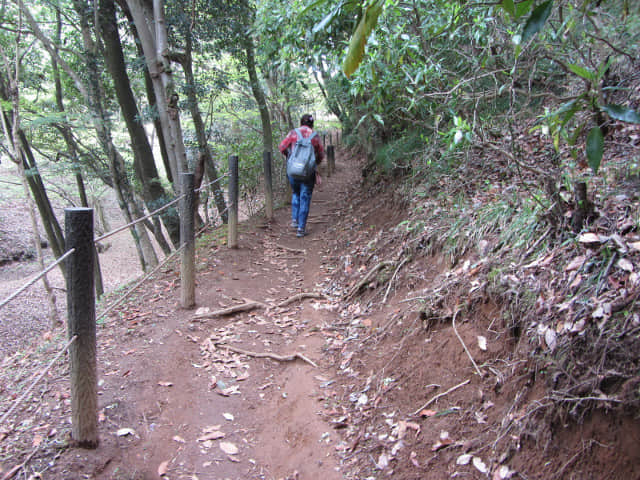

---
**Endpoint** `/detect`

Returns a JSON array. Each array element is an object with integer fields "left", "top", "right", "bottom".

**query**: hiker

[{"left": 279, "top": 113, "right": 325, "bottom": 238}]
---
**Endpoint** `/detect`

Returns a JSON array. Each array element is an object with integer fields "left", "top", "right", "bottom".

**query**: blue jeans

[{"left": 288, "top": 174, "right": 315, "bottom": 231}]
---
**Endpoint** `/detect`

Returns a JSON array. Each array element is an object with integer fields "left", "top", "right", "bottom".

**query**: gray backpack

[{"left": 287, "top": 128, "right": 317, "bottom": 181}]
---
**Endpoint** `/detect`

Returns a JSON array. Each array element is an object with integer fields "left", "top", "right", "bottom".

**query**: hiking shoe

[
  {"left": 296, "top": 228, "right": 307, "bottom": 238},
  {"left": 291, "top": 220, "right": 298, "bottom": 230}
]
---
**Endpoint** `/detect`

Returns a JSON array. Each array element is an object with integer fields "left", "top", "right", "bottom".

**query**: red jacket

[{"left": 279, "top": 126, "right": 325, "bottom": 164}]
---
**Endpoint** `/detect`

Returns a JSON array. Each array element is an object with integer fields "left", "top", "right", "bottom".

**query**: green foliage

[
  {"left": 343, "top": 0, "right": 384, "bottom": 78},
  {"left": 586, "top": 127, "right": 604, "bottom": 174},
  {"left": 521, "top": 0, "right": 552, "bottom": 43}
]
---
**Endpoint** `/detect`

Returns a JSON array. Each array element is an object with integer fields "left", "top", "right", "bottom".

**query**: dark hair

[{"left": 300, "top": 114, "right": 314, "bottom": 128}]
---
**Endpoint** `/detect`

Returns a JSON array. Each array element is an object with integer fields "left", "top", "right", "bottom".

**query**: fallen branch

[
  {"left": 452, "top": 309, "right": 483, "bottom": 377},
  {"left": 194, "top": 300, "right": 267, "bottom": 319},
  {"left": 274, "top": 243, "right": 306, "bottom": 254},
  {"left": 412, "top": 379, "right": 471, "bottom": 416},
  {"left": 382, "top": 257, "right": 410, "bottom": 304},
  {"left": 346, "top": 260, "right": 395, "bottom": 299},
  {"left": 276, "top": 292, "right": 326, "bottom": 308},
  {"left": 216, "top": 343, "right": 318, "bottom": 368}
]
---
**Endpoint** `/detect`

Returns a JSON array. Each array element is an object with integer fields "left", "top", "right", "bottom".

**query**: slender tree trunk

[
  {"left": 98, "top": 0, "right": 179, "bottom": 248},
  {"left": 179, "top": 31, "right": 228, "bottom": 223},
  {"left": 126, "top": 0, "right": 188, "bottom": 189},
  {"left": 71, "top": 0, "right": 158, "bottom": 269},
  {"left": 0, "top": 27, "right": 59, "bottom": 327},
  {"left": 244, "top": 36, "right": 273, "bottom": 154},
  {"left": 52, "top": 8, "right": 104, "bottom": 297}
]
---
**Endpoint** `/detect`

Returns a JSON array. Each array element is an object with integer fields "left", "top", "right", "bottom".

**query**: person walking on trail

[{"left": 279, "top": 114, "right": 324, "bottom": 238}]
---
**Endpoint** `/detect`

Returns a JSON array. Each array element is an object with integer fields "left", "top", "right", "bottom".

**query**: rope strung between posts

[
  {"left": 0, "top": 248, "right": 75, "bottom": 311},
  {"left": 94, "top": 194, "right": 185, "bottom": 243},
  {"left": 195, "top": 173, "right": 229, "bottom": 193},
  {"left": 96, "top": 243, "right": 186, "bottom": 323},
  {"left": 0, "top": 335, "right": 78, "bottom": 426}
]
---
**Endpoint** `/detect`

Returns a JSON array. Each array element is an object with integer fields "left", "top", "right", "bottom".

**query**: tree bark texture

[
  {"left": 99, "top": 0, "right": 180, "bottom": 247},
  {"left": 180, "top": 30, "right": 228, "bottom": 223}
]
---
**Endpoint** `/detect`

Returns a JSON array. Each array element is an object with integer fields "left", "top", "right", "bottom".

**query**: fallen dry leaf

[
  {"left": 431, "top": 431, "right": 453, "bottom": 451},
  {"left": 158, "top": 460, "right": 169, "bottom": 477},
  {"left": 419, "top": 409, "right": 437, "bottom": 417},
  {"left": 220, "top": 441, "right": 239, "bottom": 455},
  {"left": 473, "top": 456, "right": 488, "bottom": 474},
  {"left": 158, "top": 381, "right": 173, "bottom": 387},
  {"left": 172, "top": 435, "right": 186, "bottom": 443},
  {"left": 198, "top": 431, "right": 225, "bottom": 441}
]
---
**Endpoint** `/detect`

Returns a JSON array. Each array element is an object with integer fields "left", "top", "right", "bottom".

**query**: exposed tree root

[
  {"left": 215, "top": 343, "right": 318, "bottom": 368},
  {"left": 194, "top": 300, "right": 267, "bottom": 319},
  {"left": 276, "top": 292, "right": 326, "bottom": 308},
  {"left": 194, "top": 292, "right": 326, "bottom": 319}
]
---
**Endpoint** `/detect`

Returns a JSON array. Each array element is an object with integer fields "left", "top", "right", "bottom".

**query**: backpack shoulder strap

[
  {"left": 308, "top": 131, "right": 318, "bottom": 140},
  {"left": 294, "top": 128, "right": 303, "bottom": 140}
]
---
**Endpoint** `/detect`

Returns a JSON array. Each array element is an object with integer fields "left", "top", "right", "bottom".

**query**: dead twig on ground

[
  {"left": 452, "top": 309, "right": 483, "bottom": 377},
  {"left": 274, "top": 243, "right": 306, "bottom": 254},
  {"left": 412, "top": 379, "right": 471, "bottom": 416},
  {"left": 194, "top": 300, "right": 267, "bottom": 319},
  {"left": 382, "top": 257, "right": 410, "bottom": 304},
  {"left": 215, "top": 343, "right": 318, "bottom": 368},
  {"left": 194, "top": 292, "right": 326, "bottom": 319},
  {"left": 2, "top": 443, "right": 39, "bottom": 480},
  {"left": 276, "top": 292, "right": 326, "bottom": 308},
  {"left": 346, "top": 260, "right": 395, "bottom": 299}
]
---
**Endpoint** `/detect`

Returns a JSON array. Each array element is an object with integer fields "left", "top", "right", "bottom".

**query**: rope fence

[
  {"left": 0, "top": 140, "right": 343, "bottom": 452},
  {"left": 94, "top": 195, "right": 184, "bottom": 243},
  {"left": 0, "top": 335, "right": 78, "bottom": 426},
  {"left": 195, "top": 172, "right": 229, "bottom": 193},
  {"left": 0, "top": 248, "right": 75, "bottom": 311}
]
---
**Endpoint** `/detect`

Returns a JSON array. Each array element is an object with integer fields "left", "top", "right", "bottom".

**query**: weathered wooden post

[
  {"left": 65, "top": 207, "right": 98, "bottom": 448},
  {"left": 180, "top": 173, "right": 196, "bottom": 308},
  {"left": 327, "top": 145, "right": 335, "bottom": 177},
  {"left": 263, "top": 150, "right": 273, "bottom": 220},
  {"left": 228, "top": 155, "right": 239, "bottom": 249}
]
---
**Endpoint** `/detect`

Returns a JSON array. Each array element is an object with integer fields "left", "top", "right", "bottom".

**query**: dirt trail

[{"left": 49, "top": 154, "right": 357, "bottom": 479}]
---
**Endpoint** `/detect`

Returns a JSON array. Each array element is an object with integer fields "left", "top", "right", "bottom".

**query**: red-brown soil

[{"left": 2, "top": 149, "right": 640, "bottom": 479}]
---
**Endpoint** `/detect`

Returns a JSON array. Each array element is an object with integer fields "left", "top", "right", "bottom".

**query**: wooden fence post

[
  {"left": 65, "top": 207, "right": 98, "bottom": 449},
  {"left": 327, "top": 145, "right": 335, "bottom": 177},
  {"left": 228, "top": 155, "right": 239, "bottom": 249},
  {"left": 263, "top": 150, "right": 273, "bottom": 220},
  {"left": 180, "top": 173, "right": 196, "bottom": 308}
]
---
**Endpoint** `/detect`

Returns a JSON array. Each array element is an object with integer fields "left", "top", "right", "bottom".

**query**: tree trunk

[
  {"left": 98, "top": 0, "right": 180, "bottom": 248},
  {"left": 70, "top": 0, "right": 158, "bottom": 270},
  {"left": 126, "top": 0, "right": 188, "bottom": 190},
  {"left": 52, "top": 8, "right": 104, "bottom": 298},
  {"left": 179, "top": 31, "right": 228, "bottom": 224},
  {"left": 244, "top": 36, "right": 273, "bottom": 155}
]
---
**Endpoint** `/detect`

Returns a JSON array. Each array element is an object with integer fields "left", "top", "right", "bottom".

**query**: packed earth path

[{"left": 51, "top": 150, "right": 360, "bottom": 479}]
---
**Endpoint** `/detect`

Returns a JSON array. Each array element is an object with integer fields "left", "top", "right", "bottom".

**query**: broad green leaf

[
  {"left": 586, "top": 126, "right": 603, "bottom": 174},
  {"left": 522, "top": 0, "right": 553, "bottom": 43},
  {"left": 373, "top": 113, "right": 384, "bottom": 125},
  {"left": 566, "top": 63, "right": 595, "bottom": 82},
  {"left": 501, "top": 0, "right": 516, "bottom": 17},
  {"left": 312, "top": 1, "right": 344, "bottom": 34},
  {"left": 343, "top": 0, "right": 385, "bottom": 78},
  {"left": 601, "top": 104, "right": 640, "bottom": 124},
  {"left": 515, "top": 0, "right": 534, "bottom": 18}
]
